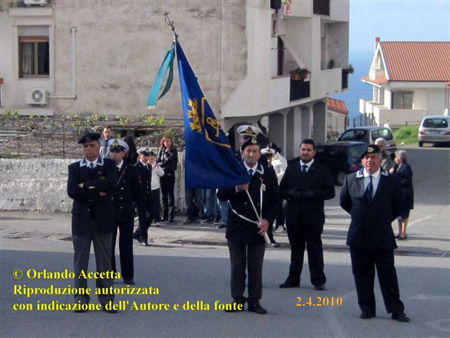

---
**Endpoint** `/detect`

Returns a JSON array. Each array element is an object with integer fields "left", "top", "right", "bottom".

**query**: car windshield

[
  {"left": 371, "top": 128, "right": 393, "bottom": 141},
  {"left": 422, "top": 118, "right": 449, "bottom": 129},
  {"left": 339, "top": 130, "right": 367, "bottom": 141}
]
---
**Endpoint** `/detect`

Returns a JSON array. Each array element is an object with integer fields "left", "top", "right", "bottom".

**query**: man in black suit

[
  {"left": 340, "top": 144, "right": 410, "bottom": 322},
  {"left": 67, "top": 132, "right": 117, "bottom": 313},
  {"left": 279, "top": 139, "right": 335, "bottom": 290},
  {"left": 218, "top": 137, "right": 280, "bottom": 314},
  {"left": 133, "top": 147, "right": 152, "bottom": 246},
  {"left": 109, "top": 139, "right": 141, "bottom": 285}
]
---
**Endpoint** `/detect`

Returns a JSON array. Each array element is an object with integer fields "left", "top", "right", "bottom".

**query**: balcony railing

[
  {"left": 342, "top": 69, "right": 349, "bottom": 89},
  {"left": 290, "top": 80, "right": 310, "bottom": 101}
]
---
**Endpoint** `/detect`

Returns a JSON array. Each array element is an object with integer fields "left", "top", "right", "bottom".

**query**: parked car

[
  {"left": 285, "top": 142, "right": 366, "bottom": 186},
  {"left": 418, "top": 115, "right": 450, "bottom": 147},
  {"left": 338, "top": 126, "right": 397, "bottom": 157}
]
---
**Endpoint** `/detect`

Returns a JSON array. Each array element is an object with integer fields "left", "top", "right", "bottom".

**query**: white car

[{"left": 418, "top": 115, "right": 450, "bottom": 147}]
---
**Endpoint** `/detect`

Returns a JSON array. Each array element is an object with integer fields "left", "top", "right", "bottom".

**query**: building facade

[
  {"left": 1, "top": 0, "right": 349, "bottom": 159},
  {"left": 360, "top": 38, "right": 450, "bottom": 128}
]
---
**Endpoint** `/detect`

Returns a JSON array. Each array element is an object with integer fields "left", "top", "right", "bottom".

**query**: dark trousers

[
  {"left": 286, "top": 221, "right": 326, "bottom": 286},
  {"left": 135, "top": 193, "right": 152, "bottom": 243},
  {"left": 112, "top": 219, "right": 134, "bottom": 281},
  {"left": 160, "top": 174, "right": 176, "bottom": 221},
  {"left": 228, "top": 240, "right": 265, "bottom": 305},
  {"left": 185, "top": 187, "right": 202, "bottom": 220},
  {"left": 150, "top": 189, "right": 161, "bottom": 222},
  {"left": 350, "top": 247, "right": 405, "bottom": 314},
  {"left": 72, "top": 220, "right": 114, "bottom": 305}
]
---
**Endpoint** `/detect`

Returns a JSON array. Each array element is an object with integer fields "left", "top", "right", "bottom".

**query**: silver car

[
  {"left": 418, "top": 115, "right": 450, "bottom": 147},
  {"left": 338, "top": 126, "right": 397, "bottom": 157}
]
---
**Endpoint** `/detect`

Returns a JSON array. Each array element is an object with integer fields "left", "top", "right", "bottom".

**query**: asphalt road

[{"left": 1, "top": 147, "right": 449, "bottom": 338}]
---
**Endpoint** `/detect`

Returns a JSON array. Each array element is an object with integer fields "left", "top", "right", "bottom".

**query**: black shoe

[
  {"left": 169, "top": 217, "right": 175, "bottom": 223},
  {"left": 391, "top": 312, "right": 410, "bottom": 322},
  {"left": 247, "top": 303, "right": 267, "bottom": 315},
  {"left": 102, "top": 304, "right": 118, "bottom": 314},
  {"left": 183, "top": 218, "right": 195, "bottom": 225},
  {"left": 217, "top": 224, "right": 226, "bottom": 229},
  {"left": 201, "top": 218, "right": 214, "bottom": 224},
  {"left": 360, "top": 311, "right": 376, "bottom": 319},
  {"left": 314, "top": 284, "right": 325, "bottom": 291},
  {"left": 224, "top": 300, "right": 245, "bottom": 313},
  {"left": 279, "top": 278, "right": 300, "bottom": 288},
  {"left": 270, "top": 242, "right": 280, "bottom": 248},
  {"left": 124, "top": 279, "right": 135, "bottom": 285}
]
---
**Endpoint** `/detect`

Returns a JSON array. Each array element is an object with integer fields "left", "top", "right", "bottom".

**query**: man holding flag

[{"left": 218, "top": 137, "right": 280, "bottom": 314}]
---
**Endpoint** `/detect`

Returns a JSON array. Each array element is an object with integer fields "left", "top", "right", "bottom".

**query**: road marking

[{"left": 407, "top": 214, "right": 434, "bottom": 228}]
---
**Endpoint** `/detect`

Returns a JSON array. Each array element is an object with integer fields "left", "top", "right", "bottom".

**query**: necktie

[
  {"left": 248, "top": 169, "right": 253, "bottom": 176},
  {"left": 302, "top": 165, "right": 308, "bottom": 173},
  {"left": 88, "top": 162, "right": 95, "bottom": 169},
  {"left": 364, "top": 175, "right": 373, "bottom": 203},
  {"left": 116, "top": 167, "right": 120, "bottom": 173}
]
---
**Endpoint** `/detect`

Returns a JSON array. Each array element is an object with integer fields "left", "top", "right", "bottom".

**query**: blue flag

[
  {"left": 176, "top": 41, "right": 250, "bottom": 189},
  {"left": 147, "top": 43, "right": 175, "bottom": 109}
]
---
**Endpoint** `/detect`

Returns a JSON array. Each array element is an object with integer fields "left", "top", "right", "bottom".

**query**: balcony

[
  {"left": 290, "top": 79, "right": 310, "bottom": 101},
  {"left": 360, "top": 99, "right": 427, "bottom": 127}
]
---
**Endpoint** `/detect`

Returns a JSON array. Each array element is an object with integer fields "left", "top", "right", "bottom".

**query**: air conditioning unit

[
  {"left": 24, "top": 0, "right": 48, "bottom": 6},
  {"left": 25, "top": 89, "right": 48, "bottom": 105}
]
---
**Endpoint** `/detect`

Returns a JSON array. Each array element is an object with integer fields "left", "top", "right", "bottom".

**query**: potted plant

[
  {"left": 289, "top": 68, "right": 310, "bottom": 81},
  {"left": 343, "top": 64, "right": 354, "bottom": 74}
]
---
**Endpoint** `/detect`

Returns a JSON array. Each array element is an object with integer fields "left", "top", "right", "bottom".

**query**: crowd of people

[{"left": 67, "top": 124, "right": 413, "bottom": 321}]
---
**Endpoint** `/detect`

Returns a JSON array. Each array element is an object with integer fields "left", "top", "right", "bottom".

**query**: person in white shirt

[{"left": 147, "top": 151, "right": 164, "bottom": 224}]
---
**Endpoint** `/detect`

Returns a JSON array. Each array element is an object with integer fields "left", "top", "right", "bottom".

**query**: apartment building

[
  {"left": 360, "top": 38, "right": 450, "bottom": 128},
  {"left": 0, "top": 0, "right": 349, "bottom": 158}
]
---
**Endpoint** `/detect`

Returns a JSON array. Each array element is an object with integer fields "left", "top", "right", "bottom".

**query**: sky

[
  {"left": 350, "top": 0, "right": 450, "bottom": 52},
  {"left": 335, "top": 0, "right": 450, "bottom": 121}
]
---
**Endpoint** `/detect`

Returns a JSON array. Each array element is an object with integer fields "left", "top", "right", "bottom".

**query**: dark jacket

[
  {"left": 112, "top": 162, "right": 141, "bottom": 222},
  {"left": 157, "top": 147, "right": 178, "bottom": 176},
  {"left": 67, "top": 157, "right": 116, "bottom": 235},
  {"left": 218, "top": 164, "right": 280, "bottom": 245},
  {"left": 392, "top": 163, "right": 414, "bottom": 210},
  {"left": 280, "top": 160, "right": 335, "bottom": 225},
  {"left": 340, "top": 169, "right": 403, "bottom": 249}
]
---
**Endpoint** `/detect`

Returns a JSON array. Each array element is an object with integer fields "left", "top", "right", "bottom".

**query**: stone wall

[{"left": 0, "top": 159, "right": 186, "bottom": 213}]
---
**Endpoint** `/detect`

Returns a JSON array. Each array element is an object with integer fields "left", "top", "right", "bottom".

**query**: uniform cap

[
  {"left": 360, "top": 144, "right": 381, "bottom": 158},
  {"left": 236, "top": 125, "right": 261, "bottom": 137},
  {"left": 137, "top": 147, "right": 152, "bottom": 155},
  {"left": 240, "top": 137, "right": 260, "bottom": 151},
  {"left": 108, "top": 139, "right": 129, "bottom": 152},
  {"left": 78, "top": 132, "right": 101, "bottom": 144}
]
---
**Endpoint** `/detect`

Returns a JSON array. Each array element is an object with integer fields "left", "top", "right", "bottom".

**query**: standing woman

[
  {"left": 123, "top": 136, "right": 138, "bottom": 165},
  {"left": 157, "top": 135, "right": 178, "bottom": 223},
  {"left": 390, "top": 150, "right": 414, "bottom": 240}
]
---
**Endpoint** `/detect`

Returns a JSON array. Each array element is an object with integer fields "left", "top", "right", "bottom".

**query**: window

[
  {"left": 19, "top": 36, "right": 49, "bottom": 78},
  {"left": 313, "top": 0, "right": 330, "bottom": 16},
  {"left": 371, "top": 128, "right": 393, "bottom": 141},
  {"left": 391, "top": 92, "right": 413, "bottom": 109}
]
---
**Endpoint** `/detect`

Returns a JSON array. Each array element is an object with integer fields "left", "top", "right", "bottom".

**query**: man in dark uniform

[
  {"left": 340, "top": 144, "right": 410, "bottom": 322},
  {"left": 133, "top": 147, "right": 152, "bottom": 246},
  {"left": 109, "top": 139, "right": 141, "bottom": 285},
  {"left": 218, "top": 137, "right": 280, "bottom": 314},
  {"left": 279, "top": 139, "right": 335, "bottom": 290},
  {"left": 67, "top": 132, "right": 117, "bottom": 313}
]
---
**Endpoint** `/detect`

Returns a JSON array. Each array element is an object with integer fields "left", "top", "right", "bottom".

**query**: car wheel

[
  {"left": 336, "top": 172, "right": 346, "bottom": 186},
  {"left": 418, "top": 141, "right": 423, "bottom": 147}
]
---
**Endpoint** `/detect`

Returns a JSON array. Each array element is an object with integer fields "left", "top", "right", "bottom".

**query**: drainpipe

[{"left": 50, "top": 26, "right": 77, "bottom": 99}]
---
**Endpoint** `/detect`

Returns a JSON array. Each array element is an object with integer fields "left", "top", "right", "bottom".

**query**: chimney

[{"left": 375, "top": 37, "right": 380, "bottom": 51}]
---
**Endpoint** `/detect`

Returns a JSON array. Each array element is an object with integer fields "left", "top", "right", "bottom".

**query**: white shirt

[
  {"left": 116, "top": 160, "right": 124, "bottom": 171},
  {"left": 300, "top": 159, "right": 314, "bottom": 172},
  {"left": 363, "top": 168, "right": 381, "bottom": 197},
  {"left": 150, "top": 163, "right": 164, "bottom": 190},
  {"left": 244, "top": 163, "right": 258, "bottom": 176}
]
